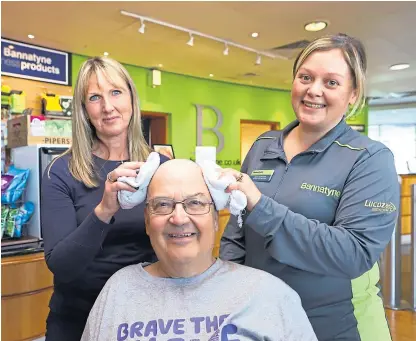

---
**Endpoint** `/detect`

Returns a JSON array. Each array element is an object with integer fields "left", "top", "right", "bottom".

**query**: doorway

[
  {"left": 240, "top": 120, "right": 279, "bottom": 162},
  {"left": 141, "top": 111, "right": 169, "bottom": 146}
]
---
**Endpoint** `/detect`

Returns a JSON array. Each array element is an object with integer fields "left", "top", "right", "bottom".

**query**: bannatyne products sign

[{"left": 1, "top": 38, "right": 70, "bottom": 85}]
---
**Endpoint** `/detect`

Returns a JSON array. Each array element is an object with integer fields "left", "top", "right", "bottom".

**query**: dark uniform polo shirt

[{"left": 221, "top": 119, "right": 400, "bottom": 341}]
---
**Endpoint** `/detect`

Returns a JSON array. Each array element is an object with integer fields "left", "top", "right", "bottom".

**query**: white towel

[
  {"left": 198, "top": 160, "right": 247, "bottom": 227},
  {"left": 117, "top": 155, "right": 248, "bottom": 227},
  {"left": 117, "top": 152, "right": 160, "bottom": 209}
]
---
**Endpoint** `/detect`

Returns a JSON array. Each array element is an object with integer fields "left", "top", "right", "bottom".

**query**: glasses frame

[{"left": 146, "top": 197, "right": 214, "bottom": 216}]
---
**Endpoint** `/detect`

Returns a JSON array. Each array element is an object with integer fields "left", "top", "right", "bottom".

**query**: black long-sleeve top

[{"left": 41, "top": 153, "right": 168, "bottom": 319}]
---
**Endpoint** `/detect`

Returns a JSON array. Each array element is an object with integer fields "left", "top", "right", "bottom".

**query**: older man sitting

[{"left": 81, "top": 159, "right": 317, "bottom": 341}]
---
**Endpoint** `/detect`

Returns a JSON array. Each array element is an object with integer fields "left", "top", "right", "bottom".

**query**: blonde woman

[
  {"left": 41, "top": 57, "right": 168, "bottom": 340},
  {"left": 221, "top": 34, "right": 399, "bottom": 341}
]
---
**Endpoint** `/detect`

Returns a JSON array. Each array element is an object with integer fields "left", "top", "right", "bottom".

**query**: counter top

[{"left": 1, "top": 241, "right": 44, "bottom": 258}]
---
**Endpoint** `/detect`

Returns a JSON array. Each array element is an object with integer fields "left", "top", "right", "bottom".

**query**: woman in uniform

[{"left": 220, "top": 33, "right": 399, "bottom": 341}]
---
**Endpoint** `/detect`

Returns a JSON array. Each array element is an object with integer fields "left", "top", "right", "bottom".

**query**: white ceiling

[{"left": 2, "top": 1, "right": 416, "bottom": 101}]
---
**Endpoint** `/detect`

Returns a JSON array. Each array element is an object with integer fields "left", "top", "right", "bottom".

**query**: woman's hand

[
  {"left": 220, "top": 168, "right": 262, "bottom": 211},
  {"left": 94, "top": 161, "right": 144, "bottom": 223}
]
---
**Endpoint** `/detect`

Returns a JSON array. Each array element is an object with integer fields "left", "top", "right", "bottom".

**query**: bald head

[
  {"left": 153, "top": 159, "right": 201, "bottom": 182},
  {"left": 147, "top": 159, "right": 211, "bottom": 201}
]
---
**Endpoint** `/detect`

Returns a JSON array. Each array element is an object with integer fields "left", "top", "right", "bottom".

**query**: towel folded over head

[
  {"left": 199, "top": 160, "right": 247, "bottom": 227},
  {"left": 117, "top": 152, "right": 160, "bottom": 209},
  {"left": 117, "top": 154, "right": 248, "bottom": 227}
]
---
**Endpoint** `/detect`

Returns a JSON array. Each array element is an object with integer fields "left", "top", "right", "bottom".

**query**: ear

[
  {"left": 213, "top": 211, "right": 219, "bottom": 232},
  {"left": 144, "top": 208, "right": 150, "bottom": 236}
]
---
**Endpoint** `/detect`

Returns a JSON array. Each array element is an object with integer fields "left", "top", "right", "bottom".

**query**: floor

[
  {"left": 386, "top": 309, "right": 416, "bottom": 341},
  {"left": 384, "top": 238, "right": 416, "bottom": 341}
]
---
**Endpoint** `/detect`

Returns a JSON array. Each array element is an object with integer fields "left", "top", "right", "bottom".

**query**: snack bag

[
  {"left": 1, "top": 174, "right": 14, "bottom": 193},
  {"left": 1, "top": 166, "right": 30, "bottom": 205},
  {"left": 5, "top": 207, "right": 19, "bottom": 237},
  {"left": 1, "top": 205, "right": 9, "bottom": 238},
  {"left": 14, "top": 202, "right": 35, "bottom": 237}
]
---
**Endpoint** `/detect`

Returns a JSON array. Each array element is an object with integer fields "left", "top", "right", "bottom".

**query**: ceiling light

[
  {"left": 255, "top": 54, "right": 261, "bottom": 65},
  {"left": 209, "top": 74, "right": 214, "bottom": 77},
  {"left": 138, "top": 20, "right": 146, "bottom": 34},
  {"left": 187, "top": 34, "right": 194, "bottom": 46},
  {"left": 389, "top": 63, "right": 410, "bottom": 71},
  {"left": 304, "top": 21, "right": 327, "bottom": 32},
  {"left": 28, "top": 34, "right": 35, "bottom": 39},
  {"left": 223, "top": 44, "right": 229, "bottom": 56},
  {"left": 103, "top": 52, "right": 109, "bottom": 56},
  {"left": 158, "top": 64, "right": 163, "bottom": 68},
  {"left": 120, "top": 10, "right": 289, "bottom": 64}
]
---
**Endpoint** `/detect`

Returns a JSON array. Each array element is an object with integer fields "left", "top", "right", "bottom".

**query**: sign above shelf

[{"left": 1, "top": 38, "right": 71, "bottom": 86}]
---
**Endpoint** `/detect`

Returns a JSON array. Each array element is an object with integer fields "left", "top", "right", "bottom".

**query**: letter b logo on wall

[{"left": 195, "top": 104, "right": 224, "bottom": 153}]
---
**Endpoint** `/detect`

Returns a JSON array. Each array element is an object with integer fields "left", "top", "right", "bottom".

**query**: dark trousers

[{"left": 45, "top": 311, "right": 88, "bottom": 341}]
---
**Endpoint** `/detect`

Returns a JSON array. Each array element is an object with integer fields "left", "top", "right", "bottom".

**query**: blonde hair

[
  {"left": 50, "top": 57, "right": 150, "bottom": 187},
  {"left": 293, "top": 33, "right": 367, "bottom": 118}
]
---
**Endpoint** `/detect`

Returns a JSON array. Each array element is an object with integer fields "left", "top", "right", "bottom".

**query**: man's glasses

[{"left": 146, "top": 196, "right": 213, "bottom": 215}]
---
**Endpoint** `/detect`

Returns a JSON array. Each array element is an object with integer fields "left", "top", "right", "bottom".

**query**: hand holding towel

[
  {"left": 117, "top": 152, "right": 160, "bottom": 209},
  {"left": 199, "top": 160, "right": 247, "bottom": 227}
]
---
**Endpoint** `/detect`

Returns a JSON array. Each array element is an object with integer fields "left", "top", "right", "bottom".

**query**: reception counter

[{"left": 1, "top": 249, "right": 52, "bottom": 341}]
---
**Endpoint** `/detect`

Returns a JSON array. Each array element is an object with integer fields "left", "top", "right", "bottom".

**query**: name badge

[{"left": 250, "top": 169, "right": 275, "bottom": 182}]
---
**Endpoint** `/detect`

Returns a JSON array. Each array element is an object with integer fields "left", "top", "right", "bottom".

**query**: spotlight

[
  {"left": 120, "top": 10, "right": 284, "bottom": 62},
  {"left": 187, "top": 34, "right": 194, "bottom": 46},
  {"left": 223, "top": 44, "right": 229, "bottom": 56},
  {"left": 304, "top": 21, "right": 327, "bottom": 32},
  {"left": 389, "top": 63, "right": 410, "bottom": 71},
  {"left": 255, "top": 54, "right": 261, "bottom": 65},
  {"left": 138, "top": 20, "right": 146, "bottom": 34}
]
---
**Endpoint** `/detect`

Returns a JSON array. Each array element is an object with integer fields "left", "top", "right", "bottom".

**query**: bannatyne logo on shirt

[
  {"left": 364, "top": 200, "right": 397, "bottom": 213},
  {"left": 117, "top": 314, "right": 239, "bottom": 341},
  {"left": 300, "top": 182, "right": 341, "bottom": 198}
]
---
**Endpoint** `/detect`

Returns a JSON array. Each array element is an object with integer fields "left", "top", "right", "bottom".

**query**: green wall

[
  {"left": 72, "top": 55, "right": 295, "bottom": 168},
  {"left": 72, "top": 55, "right": 367, "bottom": 168},
  {"left": 346, "top": 105, "right": 368, "bottom": 135}
]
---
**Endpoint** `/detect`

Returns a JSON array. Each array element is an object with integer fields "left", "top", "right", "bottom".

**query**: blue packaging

[{"left": 1, "top": 165, "right": 30, "bottom": 205}]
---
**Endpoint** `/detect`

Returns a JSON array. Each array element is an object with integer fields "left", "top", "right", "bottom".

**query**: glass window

[{"left": 368, "top": 124, "right": 416, "bottom": 174}]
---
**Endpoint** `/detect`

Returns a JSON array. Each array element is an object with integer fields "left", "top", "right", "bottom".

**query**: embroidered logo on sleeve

[{"left": 364, "top": 200, "right": 397, "bottom": 213}]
